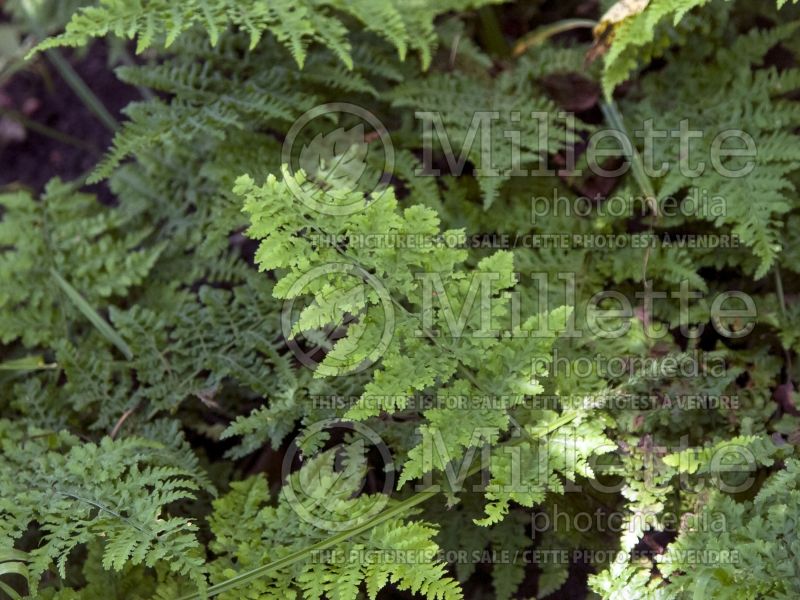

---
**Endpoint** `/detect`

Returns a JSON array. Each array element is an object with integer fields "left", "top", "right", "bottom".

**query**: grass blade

[
  {"left": 44, "top": 49, "right": 119, "bottom": 133},
  {"left": 50, "top": 268, "right": 133, "bottom": 360},
  {"left": 177, "top": 412, "right": 577, "bottom": 599},
  {"left": 599, "top": 100, "right": 657, "bottom": 208},
  {"left": 0, "top": 355, "right": 57, "bottom": 371}
]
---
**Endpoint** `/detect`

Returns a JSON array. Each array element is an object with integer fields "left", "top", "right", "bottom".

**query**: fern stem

[
  {"left": 775, "top": 265, "right": 788, "bottom": 318},
  {"left": 0, "top": 355, "right": 57, "bottom": 371},
  {"left": 54, "top": 490, "right": 150, "bottom": 534},
  {"left": 600, "top": 100, "right": 659, "bottom": 286},
  {"left": 599, "top": 101, "right": 657, "bottom": 207},
  {"left": 774, "top": 265, "right": 794, "bottom": 383},
  {"left": 177, "top": 412, "right": 577, "bottom": 599}
]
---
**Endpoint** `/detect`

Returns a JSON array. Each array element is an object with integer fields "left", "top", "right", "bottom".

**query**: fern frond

[
  {"left": 0, "top": 422, "right": 211, "bottom": 594},
  {"left": 0, "top": 180, "right": 163, "bottom": 347},
  {"left": 206, "top": 448, "right": 463, "bottom": 599},
  {"left": 599, "top": 0, "right": 799, "bottom": 95},
  {"left": 33, "top": 0, "right": 503, "bottom": 69}
]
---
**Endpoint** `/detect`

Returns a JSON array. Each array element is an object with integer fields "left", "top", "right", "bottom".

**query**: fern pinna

[{"left": 1, "top": 0, "right": 800, "bottom": 599}]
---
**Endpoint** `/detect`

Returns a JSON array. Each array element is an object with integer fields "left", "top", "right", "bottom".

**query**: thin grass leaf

[
  {"left": 177, "top": 412, "right": 577, "bottom": 599},
  {"left": 50, "top": 268, "right": 133, "bottom": 360},
  {"left": 0, "top": 580, "right": 22, "bottom": 600},
  {"left": 0, "top": 356, "right": 57, "bottom": 371},
  {"left": 600, "top": 100, "right": 657, "bottom": 207}
]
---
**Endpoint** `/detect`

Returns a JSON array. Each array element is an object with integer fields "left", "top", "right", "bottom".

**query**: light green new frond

[
  {"left": 590, "top": 560, "right": 664, "bottom": 600},
  {"left": 239, "top": 165, "right": 513, "bottom": 431},
  {"left": 477, "top": 408, "right": 615, "bottom": 526},
  {"left": 206, "top": 448, "right": 462, "bottom": 599},
  {"left": 238, "top": 167, "right": 587, "bottom": 496},
  {"left": 661, "top": 435, "right": 786, "bottom": 475},
  {"left": 399, "top": 307, "right": 572, "bottom": 487},
  {"left": 237, "top": 167, "right": 473, "bottom": 400}
]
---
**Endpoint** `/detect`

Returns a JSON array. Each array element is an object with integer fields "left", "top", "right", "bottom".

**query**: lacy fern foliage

[
  {"left": 34, "top": 0, "right": 502, "bottom": 68},
  {"left": 3, "top": 0, "right": 800, "bottom": 599}
]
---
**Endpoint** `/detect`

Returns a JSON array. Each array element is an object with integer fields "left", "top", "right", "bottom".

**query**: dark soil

[{"left": 0, "top": 42, "right": 137, "bottom": 198}]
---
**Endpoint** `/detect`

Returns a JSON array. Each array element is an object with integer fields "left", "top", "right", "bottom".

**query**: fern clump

[
  {"left": 206, "top": 449, "right": 462, "bottom": 600},
  {"left": 2, "top": 0, "right": 800, "bottom": 598},
  {"left": 591, "top": 457, "right": 800, "bottom": 599},
  {"left": 0, "top": 420, "right": 212, "bottom": 594}
]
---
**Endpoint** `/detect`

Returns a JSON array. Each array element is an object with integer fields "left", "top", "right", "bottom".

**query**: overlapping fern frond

[{"left": 33, "top": 0, "right": 503, "bottom": 69}]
